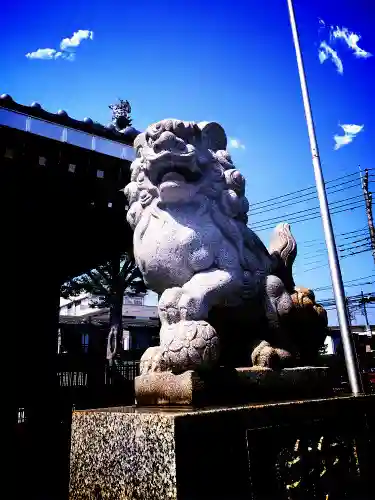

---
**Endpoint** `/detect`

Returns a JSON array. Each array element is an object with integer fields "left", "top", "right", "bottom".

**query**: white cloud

[
  {"left": 60, "top": 30, "right": 94, "bottom": 51},
  {"left": 317, "top": 21, "right": 372, "bottom": 74},
  {"left": 319, "top": 41, "right": 343, "bottom": 74},
  {"left": 331, "top": 26, "right": 372, "bottom": 58},
  {"left": 334, "top": 123, "right": 364, "bottom": 150},
  {"left": 341, "top": 124, "right": 364, "bottom": 135},
  {"left": 25, "top": 29, "right": 93, "bottom": 61},
  {"left": 334, "top": 134, "right": 354, "bottom": 150},
  {"left": 63, "top": 52, "right": 76, "bottom": 61},
  {"left": 26, "top": 48, "right": 60, "bottom": 60},
  {"left": 229, "top": 138, "right": 245, "bottom": 150},
  {"left": 318, "top": 50, "right": 328, "bottom": 64},
  {"left": 25, "top": 48, "right": 75, "bottom": 61}
]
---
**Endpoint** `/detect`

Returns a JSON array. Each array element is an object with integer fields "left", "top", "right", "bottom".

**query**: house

[
  {"left": 326, "top": 324, "right": 375, "bottom": 356},
  {"left": 59, "top": 292, "right": 159, "bottom": 355}
]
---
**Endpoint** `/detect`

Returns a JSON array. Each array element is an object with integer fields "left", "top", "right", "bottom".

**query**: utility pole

[
  {"left": 360, "top": 291, "right": 371, "bottom": 336},
  {"left": 359, "top": 167, "right": 375, "bottom": 265},
  {"left": 286, "top": 0, "right": 363, "bottom": 395}
]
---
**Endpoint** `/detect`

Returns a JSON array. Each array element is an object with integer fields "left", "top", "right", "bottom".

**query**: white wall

[{"left": 59, "top": 292, "right": 158, "bottom": 318}]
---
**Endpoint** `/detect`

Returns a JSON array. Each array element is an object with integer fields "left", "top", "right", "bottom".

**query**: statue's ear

[{"left": 197, "top": 122, "right": 227, "bottom": 151}]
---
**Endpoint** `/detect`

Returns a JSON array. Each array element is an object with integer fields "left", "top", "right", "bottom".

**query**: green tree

[{"left": 61, "top": 251, "right": 147, "bottom": 363}]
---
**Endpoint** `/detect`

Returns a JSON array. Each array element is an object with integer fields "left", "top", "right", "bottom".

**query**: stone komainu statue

[{"left": 124, "top": 119, "right": 327, "bottom": 375}]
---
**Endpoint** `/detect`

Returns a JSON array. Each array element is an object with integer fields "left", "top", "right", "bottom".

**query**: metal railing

[{"left": 0, "top": 107, "right": 135, "bottom": 161}]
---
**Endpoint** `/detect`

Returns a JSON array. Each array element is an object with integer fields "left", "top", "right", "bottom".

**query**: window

[
  {"left": 81, "top": 333, "right": 89, "bottom": 353},
  {"left": 123, "top": 330, "right": 131, "bottom": 350},
  {"left": 18, "top": 408, "right": 26, "bottom": 424},
  {"left": 95, "top": 137, "right": 123, "bottom": 158},
  {"left": 122, "top": 146, "right": 136, "bottom": 161},
  {"left": 124, "top": 295, "right": 144, "bottom": 306},
  {"left": 66, "top": 128, "right": 92, "bottom": 150},
  {"left": 57, "top": 328, "right": 62, "bottom": 354},
  {"left": 0, "top": 108, "right": 27, "bottom": 131},
  {"left": 30, "top": 118, "right": 63, "bottom": 141}
]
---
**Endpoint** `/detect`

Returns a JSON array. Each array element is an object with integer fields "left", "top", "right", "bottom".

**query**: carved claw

[
  {"left": 251, "top": 340, "right": 292, "bottom": 370},
  {"left": 139, "top": 346, "right": 166, "bottom": 375},
  {"left": 177, "top": 293, "right": 208, "bottom": 321},
  {"left": 158, "top": 287, "right": 184, "bottom": 325},
  {"left": 158, "top": 286, "right": 209, "bottom": 325}
]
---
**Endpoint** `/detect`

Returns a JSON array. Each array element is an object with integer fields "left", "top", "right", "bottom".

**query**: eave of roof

[{"left": 0, "top": 93, "right": 141, "bottom": 146}]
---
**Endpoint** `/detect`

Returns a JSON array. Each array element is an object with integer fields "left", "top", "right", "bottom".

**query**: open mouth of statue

[{"left": 157, "top": 166, "right": 201, "bottom": 185}]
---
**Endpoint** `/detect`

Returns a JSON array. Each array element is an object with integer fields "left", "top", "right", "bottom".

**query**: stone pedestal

[
  {"left": 135, "top": 366, "right": 332, "bottom": 405},
  {"left": 69, "top": 395, "right": 375, "bottom": 500}
]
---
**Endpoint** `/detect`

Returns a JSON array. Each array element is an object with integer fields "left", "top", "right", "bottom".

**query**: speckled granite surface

[
  {"left": 69, "top": 411, "right": 176, "bottom": 500},
  {"left": 69, "top": 395, "right": 374, "bottom": 500}
]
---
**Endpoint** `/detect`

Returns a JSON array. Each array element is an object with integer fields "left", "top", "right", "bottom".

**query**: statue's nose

[{"left": 153, "top": 131, "right": 186, "bottom": 153}]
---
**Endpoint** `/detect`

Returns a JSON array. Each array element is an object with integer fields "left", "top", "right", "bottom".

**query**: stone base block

[
  {"left": 69, "top": 395, "right": 374, "bottom": 500},
  {"left": 135, "top": 366, "right": 332, "bottom": 405},
  {"left": 134, "top": 370, "right": 204, "bottom": 405}
]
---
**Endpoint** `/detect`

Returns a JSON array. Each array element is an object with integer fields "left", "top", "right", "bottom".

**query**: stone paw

[
  {"left": 160, "top": 320, "right": 220, "bottom": 374},
  {"left": 158, "top": 287, "right": 184, "bottom": 325},
  {"left": 251, "top": 340, "right": 292, "bottom": 370},
  {"left": 177, "top": 293, "right": 208, "bottom": 322},
  {"left": 139, "top": 346, "right": 167, "bottom": 375}
]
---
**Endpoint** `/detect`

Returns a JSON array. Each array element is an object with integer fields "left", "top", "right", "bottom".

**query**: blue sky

[{"left": 1, "top": 0, "right": 374, "bottom": 324}]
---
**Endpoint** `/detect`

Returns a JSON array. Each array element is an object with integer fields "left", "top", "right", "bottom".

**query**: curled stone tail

[{"left": 269, "top": 223, "right": 297, "bottom": 293}]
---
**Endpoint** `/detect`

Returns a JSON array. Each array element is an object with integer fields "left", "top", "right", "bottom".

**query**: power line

[
  {"left": 249, "top": 167, "right": 373, "bottom": 235},
  {"left": 250, "top": 177, "right": 362, "bottom": 216},
  {"left": 253, "top": 203, "right": 363, "bottom": 232},
  {"left": 252, "top": 193, "right": 363, "bottom": 224},
  {"left": 315, "top": 277, "right": 375, "bottom": 292},
  {"left": 315, "top": 282, "right": 375, "bottom": 293},
  {"left": 301, "top": 232, "right": 368, "bottom": 253},
  {"left": 250, "top": 170, "right": 372, "bottom": 208},
  {"left": 337, "top": 231, "right": 369, "bottom": 243},
  {"left": 301, "top": 238, "right": 370, "bottom": 260},
  {"left": 303, "top": 236, "right": 369, "bottom": 256},
  {"left": 338, "top": 237, "right": 370, "bottom": 247},
  {"left": 340, "top": 241, "right": 372, "bottom": 254},
  {"left": 301, "top": 227, "right": 368, "bottom": 246},
  {"left": 303, "top": 244, "right": 370, "bottom": 266},
  {"left": 341, "top": 247, "right": 373, "bottom": 258},
  {"left": 318, "top": 292, "right": 375, "bottom": 309},
  {"left": 302, "top": 247, "right": 373, "bottom": 272}
]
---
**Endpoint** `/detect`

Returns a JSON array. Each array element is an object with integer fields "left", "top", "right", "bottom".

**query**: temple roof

[{"left": 0, "top": 93, "right": 141, "bottom": 146}]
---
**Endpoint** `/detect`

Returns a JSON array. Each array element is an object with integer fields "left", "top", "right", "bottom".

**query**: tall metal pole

[{"left": 286, "top": 0, "right": 363, "bottom": 395}]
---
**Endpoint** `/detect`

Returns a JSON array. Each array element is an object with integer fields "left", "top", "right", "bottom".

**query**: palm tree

[{"left": 61, "top": 251, "right": 147, "bottom": 363}]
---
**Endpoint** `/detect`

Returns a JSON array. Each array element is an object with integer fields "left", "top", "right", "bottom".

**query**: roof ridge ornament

[{"left": 109, "top": 98, "right": 132, "bottom": 132}]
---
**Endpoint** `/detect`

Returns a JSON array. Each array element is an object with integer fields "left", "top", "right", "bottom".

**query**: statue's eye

[{"left": 137, "top": 171, "right": 145, "bottom": 183}]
